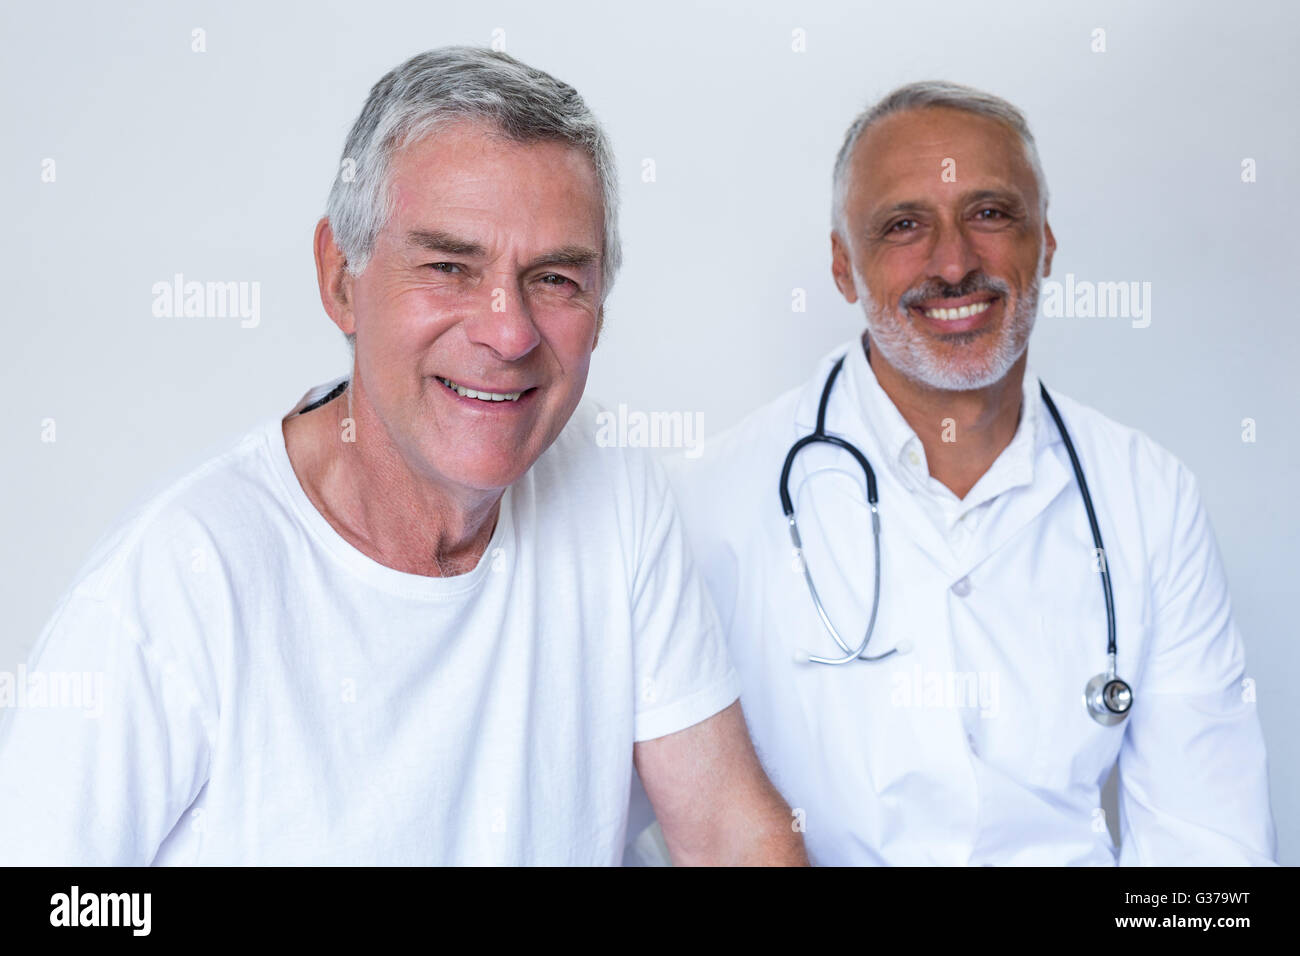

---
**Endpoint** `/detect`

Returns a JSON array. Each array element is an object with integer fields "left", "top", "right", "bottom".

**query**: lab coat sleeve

[
  {"left": 1116, "top": 464, "right": 1277, "bottom": 865},
  {"left": 0, "top": 593, "right": 212, "bottom": 865}
]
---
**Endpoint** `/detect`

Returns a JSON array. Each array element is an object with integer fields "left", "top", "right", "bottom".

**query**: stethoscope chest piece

[{"left": 1083, "top": 670, "right": 1133, "bottom": 726}]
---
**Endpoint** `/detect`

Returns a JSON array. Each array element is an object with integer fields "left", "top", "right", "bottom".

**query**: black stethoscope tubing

[{"left": 779, "top": 349, "right": 1131, "bottom": 723}]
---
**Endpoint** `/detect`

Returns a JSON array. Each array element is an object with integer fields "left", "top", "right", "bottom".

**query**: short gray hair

[
  {"left": 831, "top": 80, "right": 1048, "bottom": 235},
  {"left": 325, "top": 46, "right": 621, "bottom": 340}
]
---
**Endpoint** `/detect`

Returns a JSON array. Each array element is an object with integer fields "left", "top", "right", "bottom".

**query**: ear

[
  {"left": 830, "top": 231, "right": 859, "bottom": 304},
  {"left": 314, "top": 217, "right": 356, "bottom": 338},
  {"left": 1041, "top": 221, "right": 1057, "bottom": 278},
  {"left": 592, "top": 305, "right": 604, "bottom": 351}
]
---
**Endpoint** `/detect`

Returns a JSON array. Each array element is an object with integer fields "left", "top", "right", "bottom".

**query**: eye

[
  {"left": 425, "top": 262, "right": 462, "bottom": 274},
  {"left": 538, "top": 273, "right": 577, "bottom": 289},
  {"left": 974, "top": 208, "right": 1008, "bottom": 221},
  {"left": 887, "top": 218, "right": 918, "bottom": 234}
]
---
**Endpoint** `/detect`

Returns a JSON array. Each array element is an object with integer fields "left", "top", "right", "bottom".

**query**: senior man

[
  {"left": 0, "top": 48, "right": 805, "bottom": 866},
  {"left": 659, "top": 82, "right": 1276, "bottom": 865}
]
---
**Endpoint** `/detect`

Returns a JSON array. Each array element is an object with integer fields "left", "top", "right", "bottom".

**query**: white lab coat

[{"left": 658, "top": 336, "right": 1276, "bottom": 865}]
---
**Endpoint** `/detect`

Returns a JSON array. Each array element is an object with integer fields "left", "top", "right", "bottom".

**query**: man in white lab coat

[{"left": 662, "top": 82, "right": 1277, "bottom": 865}]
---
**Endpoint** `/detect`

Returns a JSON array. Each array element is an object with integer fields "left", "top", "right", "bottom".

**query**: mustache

[{"left": 898, "top": 273, "right": 1011, "bottom": 311}]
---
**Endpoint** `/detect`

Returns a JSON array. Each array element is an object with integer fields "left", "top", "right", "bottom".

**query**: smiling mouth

[
  {"left": 436, "top": 376, "right": 530, "bottom": 403},
  {"left": 916, "top": 298, "right": 998, "bottom": 322}
]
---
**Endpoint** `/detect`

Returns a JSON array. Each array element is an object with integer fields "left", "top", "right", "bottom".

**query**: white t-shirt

[{"left": 0, "top": 378, "right": 739, "bottom": 865}]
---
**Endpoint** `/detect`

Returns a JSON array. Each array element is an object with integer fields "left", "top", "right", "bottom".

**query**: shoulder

[
  {"left": 1039, "top": 387, "right": 1209, "bottom": 577},
  {"left": 703, "top": 387, "right": 805, "bottom": 470},
  {"left": 60, "top": 420, "right": 287, "bottom": 612},
  {"left": 1042, "top": 388, "right": 1194, "bottom": 501},
  {"left": 666, "top": 341, "right": 854, "bottom": 502},
  {"left": 520, "top": 398, "right": 676, "bottom": 546},
  {"left": 534, "top": 397, "right": 656, "bottom": 493},
  {"left": 662, "top": 385, "right": 804, "bottom": 528}
]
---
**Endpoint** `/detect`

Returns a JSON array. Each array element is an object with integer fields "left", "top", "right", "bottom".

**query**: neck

[
  {"left": 284, "top": 374, "right": 502, "bottom": 577},
  {"left": 864, "top": 333, "right": 1026, "bottom": 500}
]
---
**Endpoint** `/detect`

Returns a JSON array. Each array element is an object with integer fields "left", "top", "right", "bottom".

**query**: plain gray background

[{"left": 2, "top": 0, "right": 1295, "bottom": 863}]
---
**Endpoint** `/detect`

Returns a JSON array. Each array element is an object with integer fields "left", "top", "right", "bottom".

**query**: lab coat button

[{"left": 951, "top": 576, "right": 972, "bottom": 597}]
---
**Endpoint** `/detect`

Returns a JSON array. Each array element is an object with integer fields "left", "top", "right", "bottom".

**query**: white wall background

[{"left": 2, "top": 0, "right": 1295, "bottom": 862}]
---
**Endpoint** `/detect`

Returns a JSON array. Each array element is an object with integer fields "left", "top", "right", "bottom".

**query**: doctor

[{"left": 664, "top": 81, "right": 1277, "bottom": 865}]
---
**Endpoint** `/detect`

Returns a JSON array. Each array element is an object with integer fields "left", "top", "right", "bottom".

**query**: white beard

[{"left": 855, "top": 261, "right": 1042, "bottom": 392}]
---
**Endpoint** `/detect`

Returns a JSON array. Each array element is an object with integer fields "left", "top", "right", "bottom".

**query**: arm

[
  {"left": 634, "top": 700, "right": 808, "bottom": 866},
  {"left": 1116, "top": 464, "right": 1276, "bottom": 865},
  {"left": 0, "top": 593, "right": 211, "bottom": 864}
]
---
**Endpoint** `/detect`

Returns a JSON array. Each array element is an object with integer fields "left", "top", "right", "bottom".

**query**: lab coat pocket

[{"left": 1022, "top": 612, "right": 1129, "bottom": 795}]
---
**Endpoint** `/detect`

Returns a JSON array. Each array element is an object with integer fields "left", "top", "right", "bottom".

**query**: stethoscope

[{"left": 779, "top": 348, "right": 1133, "bottom": 726}]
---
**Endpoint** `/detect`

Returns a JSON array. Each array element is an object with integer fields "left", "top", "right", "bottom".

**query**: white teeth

[
  {"left": 923, "top": 300, "right": 994, "bottom": 321},
  {"left": 437, "top": 377, "right": 523, "bottom": 402}
]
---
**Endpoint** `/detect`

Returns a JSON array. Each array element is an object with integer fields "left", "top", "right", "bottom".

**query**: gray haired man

[{"left": 0, "top": 48, "right": 806, "bottom": 866}]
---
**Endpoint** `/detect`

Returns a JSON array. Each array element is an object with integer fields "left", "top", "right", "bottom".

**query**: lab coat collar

[
  {"left": 791, "top": 334, "right": 1073, "bottom": 577},
  {"left": 795, "top": 334, "right": 1061, "bottom": 491}
]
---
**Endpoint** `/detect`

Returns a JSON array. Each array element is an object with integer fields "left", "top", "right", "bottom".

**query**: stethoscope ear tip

[
  {"left": 894, "top": 638, "right": 914, "bottom": 656},
  {"left": 793, "top": 651, "right": 814, "bottom": 666}
]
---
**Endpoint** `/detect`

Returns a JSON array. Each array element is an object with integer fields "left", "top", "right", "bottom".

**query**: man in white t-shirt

[{"left": 0, "top": 47, "right": 806, "bottom": 866}]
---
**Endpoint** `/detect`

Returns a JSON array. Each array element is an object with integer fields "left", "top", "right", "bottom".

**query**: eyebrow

[
  {"left": 962, "top": 189, "right": 1028, "bottom": 212},
  {"left": 406, "top": 229, "right": 486, "bottom": 257},
  {"left": 522, "top": 245, "right": 599, "bottom": 272},
  {"left": 405, "top": 230, "right": 599, "bottom": 272}
]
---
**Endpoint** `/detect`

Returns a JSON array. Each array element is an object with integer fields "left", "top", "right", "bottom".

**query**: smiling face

[
  {"left": 331, "top": 119, "right": 606, "bottom": 493},
  {"left": 831, "top": 106, "right": 1055, "bottom": 391}
]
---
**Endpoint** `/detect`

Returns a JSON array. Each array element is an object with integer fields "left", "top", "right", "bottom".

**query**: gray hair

[
  {"left": 831, "top": 80, "right": 1048, "bottom": 235},
  {"left": 325, "top": 46, "right": 621, "bottom": 344}
]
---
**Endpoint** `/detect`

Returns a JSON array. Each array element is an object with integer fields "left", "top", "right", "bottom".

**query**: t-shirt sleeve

[
  {"left": 627, "top": 452, "right": 741, "bottom": 742},
  {"left": 0, "top": 591, "right": 213, "bottom": 865}
]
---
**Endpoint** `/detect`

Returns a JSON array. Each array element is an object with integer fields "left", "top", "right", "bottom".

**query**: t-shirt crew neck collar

[{"left": 261, "top": 378, "right": 514, "bottom": 600}]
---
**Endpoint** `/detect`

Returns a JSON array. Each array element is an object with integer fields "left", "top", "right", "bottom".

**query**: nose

[
  {"left": 925, "top": 221, "right": 982, "bottom": 288},
  {"left": 462, "top": 279, "right": 541, "bottom": 362}
]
